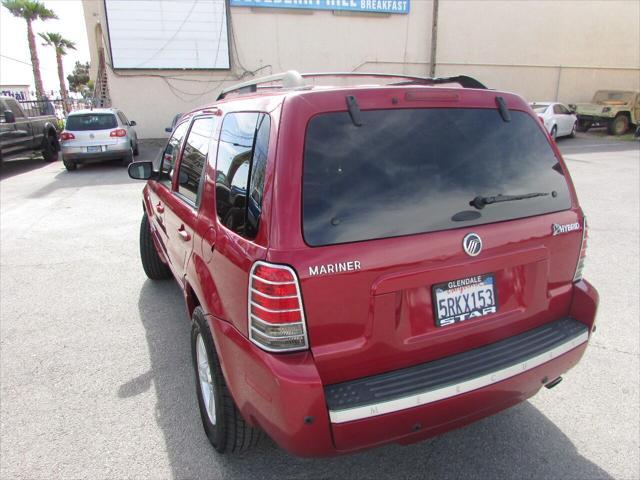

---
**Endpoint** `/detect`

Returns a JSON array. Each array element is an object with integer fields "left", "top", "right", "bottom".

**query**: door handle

[
  {"left": 155, "top": 202, "right": 164, "bottom": 214},
  {"left": 177, "top": 225, "right": 191, "bottom": 241}
]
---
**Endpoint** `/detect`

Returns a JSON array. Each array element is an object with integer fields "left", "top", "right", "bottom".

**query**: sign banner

[{"left": 230, "top": 0, "right": 410, "bottom": 15}]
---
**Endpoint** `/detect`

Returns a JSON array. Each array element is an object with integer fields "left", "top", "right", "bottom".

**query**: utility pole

[{"left": 429, "top": 0, "right": 439, "bottom": 77}]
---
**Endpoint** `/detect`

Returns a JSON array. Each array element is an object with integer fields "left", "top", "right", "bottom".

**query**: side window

[
  {"left": 117, "top": 111, "right": 129, "bottom": 125},
  {"left": 246, "top": 114, "right": 271, "bottom": 237},
  {"left": 553, "top": 105, "right": 563, "bottom": 115},
  {"left": 6, "top": 99, "right": 25, "bottom": 118},
  {"left": 177, "top": 117, "right": 216, "bottom": 206},
  {"left": 215, "top": 112, "right": 271, "bottom": 238},
  {"left": 559, "top": 105, "right": 570, "bottom": 115},
  {"left": 159, "top": 121, "right": 189, "bottom": 187},
  {"left": 0, "top": 100, "right": 6, "bottom": 123}
]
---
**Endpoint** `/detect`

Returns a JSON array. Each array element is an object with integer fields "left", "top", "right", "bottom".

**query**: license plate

[
  {"left": 432, "top": 274, "right": 497, "bottom": 327},
  {"left": 87, "top": 146, "right": 102, "bottom": 153}
]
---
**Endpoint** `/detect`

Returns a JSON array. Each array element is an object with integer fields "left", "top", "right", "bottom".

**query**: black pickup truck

[{"left": 0, "top": 96, "right": 60, "bottom": 165}]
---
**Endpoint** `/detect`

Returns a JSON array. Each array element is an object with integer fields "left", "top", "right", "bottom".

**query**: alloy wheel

[{"left": 196, "top": 334, "right": 217, "bottom": 425}]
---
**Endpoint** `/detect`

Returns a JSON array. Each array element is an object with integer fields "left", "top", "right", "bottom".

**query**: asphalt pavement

[{"left": 0, "top": 133, "right": 638, "bottom": 479}]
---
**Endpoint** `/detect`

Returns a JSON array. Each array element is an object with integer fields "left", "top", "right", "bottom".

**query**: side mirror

[
  {"left": 4, "top": 110, "right": 15, "bottom": 123},
  {"left": 128, "top": 161, "right": 154, "bottom": 180},
  {"left": 129, "top": 120, "right": 137, "bottom": 126},
  {"left": 179, "top": 171, "right": 189, "bottom": 185}
]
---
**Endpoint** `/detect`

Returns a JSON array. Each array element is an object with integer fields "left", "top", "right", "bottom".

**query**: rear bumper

[
  {"left": 208, "top": 280, "right": 598, "bottom": 457},
  {"left": 576, "top": 114, "right": 612, "bottom": 125},
  {"left": 61, "top": 141, "right": 130, "bottom": 162}
]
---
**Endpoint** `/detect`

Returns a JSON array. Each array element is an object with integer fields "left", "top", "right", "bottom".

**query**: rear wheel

[
  {"left": 569, "top": 121, "right": 577, "bottom": 138},
  {"left": 191, "top": 306, "right": 262, "bottom": 453},
  {"left": 550, "top": 125, "right": 557, "bottom": 140},
  {"left": 63, "top": 158, "right": 77, "bottom": 171},
  {"left": 576, "top": 119, "right": 592, "bottom": 132},
  {"left": 139, "top": 213, "right": 171, "bottom": 280},
  {"left": 133, "top": 142, "right": 139, "bottom": 156},
  {"left": 608, "top": 115, "right": 629, "bottom": 135},
  {"left": 42, "top": 134, "right": 59, "bottom": 162},
  {"left": 122, "top": 147, "right": 134, "bottom": 167}
]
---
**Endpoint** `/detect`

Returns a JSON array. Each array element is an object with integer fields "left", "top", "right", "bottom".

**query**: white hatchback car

[
  {"left": 60, "top": 108, "right": 139, "bottom": 171},
  {"left": 530, "top": 102, "right": 577, "bottom": 139}
]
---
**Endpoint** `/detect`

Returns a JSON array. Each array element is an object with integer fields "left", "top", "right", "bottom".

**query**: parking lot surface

[{"left": 1, "top": 134, "right": 638, "bottom": 479}]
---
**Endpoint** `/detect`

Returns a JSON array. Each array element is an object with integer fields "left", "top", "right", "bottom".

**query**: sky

[{"left": 0, "top": 0, "right": 90, "bottom": 94}]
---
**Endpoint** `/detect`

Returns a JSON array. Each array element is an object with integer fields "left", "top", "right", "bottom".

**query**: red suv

[{"left": 128, "top": 71, "right": 598, "bottom": 457}]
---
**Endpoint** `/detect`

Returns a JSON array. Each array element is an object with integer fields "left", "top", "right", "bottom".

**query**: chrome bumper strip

[{"left": 328, "top": 330, "right": 588, "bottom": 424}]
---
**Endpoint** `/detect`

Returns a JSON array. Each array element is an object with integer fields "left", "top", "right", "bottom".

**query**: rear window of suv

[
  {"left": 66, "top": 114, "right": 117, "bottom": 131},
  {"left": 302, "top": 108, "right": 571, "bottom": 246}
]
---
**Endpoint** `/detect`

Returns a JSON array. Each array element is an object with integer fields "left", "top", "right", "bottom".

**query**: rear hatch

[
  {"left": 269, "top": 89, "right": 584, "bottom": 385},
  {"left": 65, "top": 113, "right": 120, "bottom": 146}
]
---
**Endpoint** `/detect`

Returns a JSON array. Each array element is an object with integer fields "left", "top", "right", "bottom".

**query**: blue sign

[{"left": 230, "top": 0, "right": 409, "bottom": 15}]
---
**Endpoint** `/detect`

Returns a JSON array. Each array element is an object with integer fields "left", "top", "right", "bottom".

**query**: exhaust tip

[{"left": 545, "top": 376, "right": 563, "bottom": 389}]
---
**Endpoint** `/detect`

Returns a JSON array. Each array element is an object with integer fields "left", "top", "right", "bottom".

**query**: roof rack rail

[{"left": 216, "top": 71, "right": 487, "bottom": 100}]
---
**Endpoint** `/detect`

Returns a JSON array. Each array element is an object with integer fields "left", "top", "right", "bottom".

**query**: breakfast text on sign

[{"left": 229, "top": 0, "right": 410, "bottom": 14}]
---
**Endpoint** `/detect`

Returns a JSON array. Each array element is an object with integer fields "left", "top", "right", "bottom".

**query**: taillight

[
  {"left": 110, "top": 129, "right": 127, "bottom": 137},
  {"left": 538, "top": 116, "right": 545, "bottom": 125},
  {"left": 573, "top": 217, "right": 588, "bottom": 282},
  {"left": 59, "top": 131, "right": 75, "bottom": 141},
  {"left": 248, "top": 261, "right": 308, "bottom": 352}
]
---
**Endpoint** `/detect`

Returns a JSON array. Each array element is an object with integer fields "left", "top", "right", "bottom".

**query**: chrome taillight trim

[
  {"left": 250, "top": 289, "right": 298, "bottom": 300},
  {"left": 251, "top": 275, "right": 296, "bottom": 286},
  {"left": 248, "top": 261, "right": 309, "bottom": 353},
  {"left": 573, "top": 216, "right": 588, "bottom": 283},
  {"left": 249, "top": 302, "right": 301, "bottom": 314}
]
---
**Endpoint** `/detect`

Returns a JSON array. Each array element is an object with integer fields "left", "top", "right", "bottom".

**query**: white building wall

[{"left": 82, "top": 0, "right": 640, "bottom": 138}]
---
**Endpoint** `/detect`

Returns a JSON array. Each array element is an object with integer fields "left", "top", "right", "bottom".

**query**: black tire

[
  {"left": 133, "top": 143, "right": 139, "bottom": 156},
  {"left": 191, "top": 307, "right": 262, "bottom": 454},
  {"left": 122, "top": 149, "right": 134, "bottom": 167},
  {"left": 139, "top": 213, "right": 171, "bottom": 280},
  {"left": 608, "top": 115, "right": 629, "bottom": 136},
  {"left": 42, "top": 133, "right": 59, "bottom": 162},
  {"left": 550, "top": 125, "right": 557, "bottom": 140},
  {"left": 576, "top": 119, "right": 592, "bottom": 132},
  {"left": 569, "top": 121, "right": 576, "bottom": 138},
  {"left": 63, "top": 159, "right": 77, "bottom": 171}
]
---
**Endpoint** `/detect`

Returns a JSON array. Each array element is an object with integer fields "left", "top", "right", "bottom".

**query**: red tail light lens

[
  {"left": 249, "top": 261, "right": 308, "bottom": 352},
  {"left": 573, "top": 217, "right": 588, "bottom": 282},
  {"left": 110, "top": 129, "right": 127, "bottom": 137},
  {"left": 59, "top": 131, "right": 75, "bottom": 141}
]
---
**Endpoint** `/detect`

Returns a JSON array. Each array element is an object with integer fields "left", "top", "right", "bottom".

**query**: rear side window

[
  {"left": 117, "top": 111, "right": 129, "bottom": 125},
  {"left": 5, "top": 99, "right": 25, "bottom": 118},
  {"left": 177, "top": 117, "right": 216, "bottom": 205},
  {"left": 303, "top": 108, "right": 572, "bottom": 246},
  {"left": 159, "top": 121, "right": 189, "bottom": 187},
  {"left": 215, "top": 112, "right": 271, "bottom": 238},
  {"left": 66, "top": 114, "right": 117, "bottom": 131}
]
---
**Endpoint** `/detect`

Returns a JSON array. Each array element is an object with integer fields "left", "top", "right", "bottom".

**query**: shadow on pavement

[
  {"left": 127, "top": 279, "right": 613, "bottom": 480},
  {"left": 0, "top": 156, "right": 50, "bottom": 180},
  {"left": 26, "top": 160, "right": 136, "bottom": 198}
]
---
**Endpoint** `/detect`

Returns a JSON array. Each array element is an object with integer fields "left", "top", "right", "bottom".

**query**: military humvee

[{"left": 571, "top": 90, "right": 640, "bottom": 135}]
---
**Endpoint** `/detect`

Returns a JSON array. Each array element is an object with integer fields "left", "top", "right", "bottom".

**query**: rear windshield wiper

[{"left": 470, "top": 191, "right": 555, "bottom": 210}]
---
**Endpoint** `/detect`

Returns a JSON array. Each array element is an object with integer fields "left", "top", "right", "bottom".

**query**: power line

[
  {"left": 0, "top": 54, "right": 33, "bottom": 67},
  {"left": 0, "top": 53, "right": 57, "bottom": 72}
]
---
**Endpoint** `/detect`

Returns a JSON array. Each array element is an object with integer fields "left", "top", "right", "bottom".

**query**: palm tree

[
  {"left": 1, "top": 0, "right": 57, "bottom": 100},
  {"left": 39, "top": 32, "right": 76, "bottom": 111}
]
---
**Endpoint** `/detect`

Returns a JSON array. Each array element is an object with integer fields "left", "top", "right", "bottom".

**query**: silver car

[{"left": 60, "top": 108, "right": 139, "bottom": 171}]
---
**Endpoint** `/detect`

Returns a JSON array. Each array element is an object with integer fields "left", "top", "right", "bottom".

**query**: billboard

[{"left": 104, "top": 0, "right": 230, "bottom": 69}]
